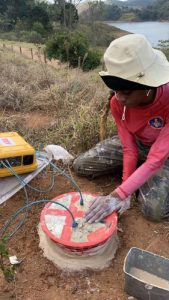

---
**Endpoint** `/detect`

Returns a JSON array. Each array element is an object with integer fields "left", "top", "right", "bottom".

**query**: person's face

[{"left": 113, "top": 90, "right": 155, "bottom": 107}]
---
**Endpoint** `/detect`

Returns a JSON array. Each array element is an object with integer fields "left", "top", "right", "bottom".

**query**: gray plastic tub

[{"left": 123, "top": 247, "right": 169, "bottom": 300}]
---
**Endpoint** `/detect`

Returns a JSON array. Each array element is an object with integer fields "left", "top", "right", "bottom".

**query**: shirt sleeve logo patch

[{"left": 149, "top": 117, "right": 164, "bottom": 128}]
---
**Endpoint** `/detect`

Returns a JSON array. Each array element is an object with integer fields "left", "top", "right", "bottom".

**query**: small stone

[
  {"left": 9, "top": 256, "right": 20, "bottom": 265},
  {"left": 71, "top": 286, "right": 78, "bottom": 294},
  {"left": 117, "top": 227, "right": 123, "bottom": 232},
  {"left": 47, "top": 275, "right": 55, "bottom": 287}
]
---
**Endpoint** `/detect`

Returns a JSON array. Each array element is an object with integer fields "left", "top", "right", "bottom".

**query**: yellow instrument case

[{"left": 0, "top": 132, "right": 37, "bottom": 177}]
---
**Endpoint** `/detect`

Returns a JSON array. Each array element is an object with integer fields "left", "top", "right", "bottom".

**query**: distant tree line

[
  {"left": 0, "top": 0, "right": 78, "bottom": 35},
  {"left": 137, "top": 0, "right": 169, "bottom": 21},
  {"left": 80, "top": 0, "right": 169, "bottom": 22}
]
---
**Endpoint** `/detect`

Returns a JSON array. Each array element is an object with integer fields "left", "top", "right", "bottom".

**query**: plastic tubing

[
  {"left": 0, "top": 155, "right": 83, "bottom": 240},
  {"left": 3, "top": 159, "right": 55, "bottom": 194},
  {"left": 1, "top": 160, "right": 30, "bottom": 235},
  {"left": 0, "top": 199, "right": 77, "bottom": 240},
  {"left": 49, "top": 161, "right": 84, "bottom": 205},
  {"left": 0, "top": 160, "right": 78, "bottom": 239}
]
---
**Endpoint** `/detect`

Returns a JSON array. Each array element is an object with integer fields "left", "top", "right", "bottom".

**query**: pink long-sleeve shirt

[{"left": 110, "top": 84, "right": 169, "bottom": 200}]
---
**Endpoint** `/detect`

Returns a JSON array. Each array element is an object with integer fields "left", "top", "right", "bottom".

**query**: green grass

[{"left": 119, "top": 12, "right": 138, "bottom": 21}]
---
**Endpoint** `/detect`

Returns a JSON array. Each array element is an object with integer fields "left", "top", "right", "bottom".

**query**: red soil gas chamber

[{"left": 40, "top": 192, "right": 118, "bottom": 251}]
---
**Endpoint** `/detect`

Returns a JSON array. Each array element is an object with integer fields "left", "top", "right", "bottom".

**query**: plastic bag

[
  {"left": 138, "top": 160, "right": 169, "bottom": 221},
  {"left": 73, "top": 136, "right": 123, "bottom": 177},
  {"left": 44, "top": 145, "right": 74, "bottom": 164}
]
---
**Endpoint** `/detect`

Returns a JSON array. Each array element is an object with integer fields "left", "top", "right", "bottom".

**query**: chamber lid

[{"left": 40, "top": 192, "right": 117, "bottom": 250}]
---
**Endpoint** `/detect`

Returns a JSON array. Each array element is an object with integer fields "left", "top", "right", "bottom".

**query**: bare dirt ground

[
  {"left": 1, "top": 113, "right": 169, "bottom": 300},
  {"left": 7, "top": 112, "right": 55, "bottom": 130}
]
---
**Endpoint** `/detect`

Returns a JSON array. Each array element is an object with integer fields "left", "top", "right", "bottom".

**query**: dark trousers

[{"left": 73, "top": 136, "right": 169, "bottom": 221}]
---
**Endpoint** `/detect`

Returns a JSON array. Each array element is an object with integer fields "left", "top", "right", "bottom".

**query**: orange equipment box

[{"left": 0, "top": 132, "right": 37, "bottom": 177}]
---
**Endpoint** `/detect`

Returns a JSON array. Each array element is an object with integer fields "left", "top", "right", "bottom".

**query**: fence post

[
  {"left": 19, "top": 46, "right": 22, "bottom": 55},
  {"left": 3, "top": 43, "right": 5, "bottom": 49},
  {"left": 78, "top": 57, "right": 81, "bottom": 69},
  {"left": 11, "top": 44, "right": 14, "bottom": 52},
  {"left": 44, "top": 52, "right": 47, "bottom": 63},
  {"left": 30, "top": 48, "right": 33, "bottom": 60}
]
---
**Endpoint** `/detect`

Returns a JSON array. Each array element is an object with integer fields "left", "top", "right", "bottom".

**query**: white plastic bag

[{"left": 44, "top": 145, "right": 74, "bottom": 164}]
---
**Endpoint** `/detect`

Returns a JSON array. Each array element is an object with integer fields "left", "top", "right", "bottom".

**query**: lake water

[{"left": 106, "top": 21, "right": 169, "bottom": 46}]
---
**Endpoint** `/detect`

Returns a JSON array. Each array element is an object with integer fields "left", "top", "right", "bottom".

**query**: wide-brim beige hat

[{"left": 99, "top": 34, "right": 169, "bottom": 88}]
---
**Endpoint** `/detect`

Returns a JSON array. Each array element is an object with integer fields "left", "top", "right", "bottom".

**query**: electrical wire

[
  {"left": 0, "top": 199, "right": 77, "bottom": 240},
  {"left": 48, "top": 161, "right": 84, "bottom": 205},
  {"left": 2, "top": 159, "right": 56, "bottom": 194},
  {"left": 36, "top": 151, "right": 84, "bottom": 205},
  {"left": 0, "top": 154, "right": 84, "bottom": 240},
  {"left": 0, "top": 160, "right": 29, "bottom": 238}
]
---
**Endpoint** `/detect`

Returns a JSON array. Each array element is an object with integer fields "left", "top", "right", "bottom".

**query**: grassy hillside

[
  {"left": 0, "top": 46, "right": 116, "bottom": 155},
  {"left": 77, "top": 22, "right": 129, "bottom": 47},
  {"left": 119, "top": 0, "right": 156, "bottom": 8},
  {"left": 120, "top": 0, "right": 169, "bottom": 20},
  {"left": 106, "top": 0, "right": 156, "bottom": 8},
  {"left": 80, "top": 0, "right": 169, "bottom": 21}
]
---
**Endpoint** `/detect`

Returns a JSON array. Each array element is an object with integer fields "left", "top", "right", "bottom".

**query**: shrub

[
  {"left": 20, "top": 31, "right": 44, "bottom": 44},
  {"left": 68, "top": 31, "right": 89, "bottom": 67},
  {"left": 45, "top": 31, "right": 102, "bottom": 70},
  {"left": 45, "top": 31, "right": 89, "bottom": 67},
  {"left": 157, "top": 40, "right": 169, "bottom": 60},
  {"left": 15, "top": 20, "right": 30, "bottom": 32},
  {"left": 45, "top": 32, "right": 71, "bottom": 61},
  {"left": 0, "top": 20, "right": 13, "bottom": 32},
  {"left": 32, "top": 22, "right": 46, "bottom": 36},
  {"left": 82, "top": 49, "right": 102, "bottom": 71},
  {"left": 0, "top": 31, "right": 18, "bottom": 41}
]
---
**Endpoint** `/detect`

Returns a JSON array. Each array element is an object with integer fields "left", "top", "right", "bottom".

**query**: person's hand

[
  {"left": 85, "top": 195, "right": 131, "bottom": 224},
  {"left": 118, "top": 196, "right": 131, "bottom": 215}
]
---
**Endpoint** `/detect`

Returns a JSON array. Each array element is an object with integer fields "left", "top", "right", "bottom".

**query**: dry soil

[{"left": 1, "top": 166, "right": 169, "bottom": 300}]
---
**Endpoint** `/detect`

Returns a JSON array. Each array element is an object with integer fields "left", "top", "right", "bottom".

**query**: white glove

[
  {"left": 118, "top": 196, "right": 131, "bottom": 215},
  {"left": 85, "top": 195, "right": 131, "bottom": 223}
]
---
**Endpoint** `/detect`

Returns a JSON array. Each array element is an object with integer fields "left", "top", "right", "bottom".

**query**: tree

[
  {"left": 4, "top": 0, "right": 35, "bottom": 23},
  {"left": 51, "top": 0, "right": 79, "bottom": 29},
  {"left": 59, "top": 2, "right": 78, "bottom": 28},
  {"left": 0, "top": 13, "right": 13, "bottom": 31},
  {"left": 103, "top": 4, "right": 122, "bottom": 20},
  {"left": 80, "top": 1, "right": 122, "bottom": 23},
  {"left": 136, "top": 0, "right": 169, "bottom": 21},
  {"left": 47, "top": 2, "right": 61, "bottom": 24},
  {"left": 158, "top": 40, "right": 169, "bottom": 60},
  {"left": 29, "top": 3, "right": 50, "bottom": 29},
  {"left": 0, "top": 0, "right": 8, "bottom": 13}
]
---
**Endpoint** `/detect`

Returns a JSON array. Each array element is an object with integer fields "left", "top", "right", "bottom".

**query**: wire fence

[{"left": 0, "top": 42, "right": 60, "bottom": 68}]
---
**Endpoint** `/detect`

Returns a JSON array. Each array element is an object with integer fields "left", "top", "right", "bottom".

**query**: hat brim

[
  {"left": 99, "top": 76, "right": 153, "bottom": 91},
  {"left": 99, "top": 49, "right": 169, "bottom": 88}
]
